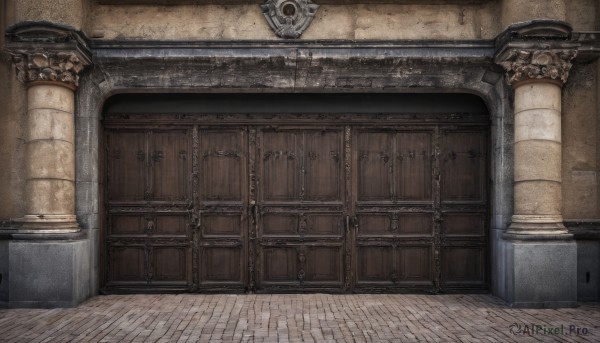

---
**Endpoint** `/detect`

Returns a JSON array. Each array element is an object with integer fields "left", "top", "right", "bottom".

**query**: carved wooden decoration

[{"left": 261, "top": 0, "right": 319, "bottom": 39}]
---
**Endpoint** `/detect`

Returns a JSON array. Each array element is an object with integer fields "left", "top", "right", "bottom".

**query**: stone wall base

[
  {"left": 502, "top": 240, "right": 577, "bottom": 308},
  {"left": 0, "top": 238, "right": 90, "bottom": 308}
]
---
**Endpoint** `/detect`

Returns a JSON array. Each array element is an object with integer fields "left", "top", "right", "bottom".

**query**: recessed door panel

[
  {"left": 200, "top": 247, "right": 243, "bottom": 283},
  {"left": 107, "top": 131, "right": 146, "bottom": 202},
  {"left": 396, "top": 132, "right": 432, "bottom": 201},
  {"left": 262, "top": 131, "right": 300, "bottom": 201},
  {"left": 200, "top": 130, "right": 244, "bottom": 202},
  {"left": 151, "top": 131, "right": 189, "bottom": 201},
  {"left": 304, "top": 131, "right": 342, "bottom": 201},
  {"left": 305, "top": 247, "right": 342, "bottom": 283},
  {"left": 357, "top": 246, "right": 393, "bottom": 284},
  {"left": 356, "top": 132, "right": 393, "bottom": 201}
]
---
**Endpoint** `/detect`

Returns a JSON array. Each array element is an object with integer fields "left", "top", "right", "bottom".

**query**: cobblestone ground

[{"left": 0, "top": 294, "right": 598, "bottom": 343}]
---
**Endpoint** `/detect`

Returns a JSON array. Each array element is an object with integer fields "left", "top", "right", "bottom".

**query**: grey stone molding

[
  {"left": 261, "top": 0, "right": 319, "bottom": 38},
  {"left": 5, "top": 22, "right": 92, "bottom": 88},
  {"left": 494, "top": 21, "right": 579, "bottom": 87}
]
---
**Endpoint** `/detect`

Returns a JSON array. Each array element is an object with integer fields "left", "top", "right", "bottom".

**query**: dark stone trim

[{"left": 565, "top": 220, "right": 600, "bottom": 240}]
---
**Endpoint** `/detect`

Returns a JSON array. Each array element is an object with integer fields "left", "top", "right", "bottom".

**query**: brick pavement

[{"left": 0, "top": 294, "right": 598, "bottom": 343}]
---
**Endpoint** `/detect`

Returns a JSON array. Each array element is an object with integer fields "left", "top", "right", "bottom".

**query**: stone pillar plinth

[{"left": 10, "top": 50, "right": 88, "bottom": 233}]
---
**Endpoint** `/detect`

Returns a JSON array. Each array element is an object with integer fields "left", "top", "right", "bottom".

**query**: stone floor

[{"left": 0, "top": 294, "right": 598, "bottom": 342}]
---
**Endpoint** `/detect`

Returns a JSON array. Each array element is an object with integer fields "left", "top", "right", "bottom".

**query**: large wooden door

[
  {"left": 254, "top": 127, "right": 346, "bottom": 292},
  {"left": 103, "top": 113, "right": 488, "bottom": 293}
]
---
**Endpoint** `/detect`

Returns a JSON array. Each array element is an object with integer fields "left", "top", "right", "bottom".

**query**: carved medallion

[{"left": 261, "top": 0, "right": 319, "bottom": 39}]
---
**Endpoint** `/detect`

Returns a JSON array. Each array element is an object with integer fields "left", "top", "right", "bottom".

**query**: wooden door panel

[
  {"left": 153, "top": 215, "right": 188, "bottom": 236},
  {"left": 396, "top": 132, "right": 432, "bottom": 201},
  {"left": 443, "top": 214, "right": 485, "bottom": 236},
  {"left": 110, "top": 215, "right": 146, "bottom": 236},
  {"left": 261, "top": 214, "right": 298, "bottom": 236},
  {"left": 356, "top": 131, "right": 393, "bottom": 201},
  {"left": 200, "top": 213, "right": 242, "bottom": 237},
  {"left": 397, "top": 214, "right": 433, "bottom": 236},
  {"left": 199, "top": 130, "right": 244, "bottom": 202},
  {"left": 306, "top": 214, "right": 342, "bottom": 236},
  {"left": 153, "top": 247, "right": 188, "bottom": 282},
  {"left": 200, "top": 247, "right": 244, "bottom": 284},
  {"left": 261, "top": 247, "right": 298, "bottom": 283},
  {"left": 441, "top": 131, "right": 486, "bottom": 202},
  {"left": 107, "top": 131, "right": 146, "bottom": 202},
  {"left": 261, "top": 131, "right": 300, "bottom": 201},
  {"left": 397, "top": 247, "right": 432, "bottom": 282},
  {"left": 441, "top": 247, "right": 484, "bottom": 285},
  {"left": 151, "top": 131, "right": 189, "bottom": 201},
  {"left": 109, "top": 246, "right": 146, "bottom": 282},
  {"left": 357, "top": 213, "right": 392, "bottom": 237},
  {"left": 305, "top": 247, "right": 342, "bottom": 283},
  {"left": 304, "top": 131, "right": 342, "bottom": 201},
  {"left": 357, "top": 246, "right": 393, "bottom": 284}
]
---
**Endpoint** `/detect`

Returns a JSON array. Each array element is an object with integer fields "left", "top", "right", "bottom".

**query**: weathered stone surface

[
  {"left": 514, "top": 180, "right": 562, "bottom": 215},
  {"left": 26, "top": 179, "right": 75, "bottom": 215},
  {"left": 515, "top": 82, "right": 561, "bottom": 112},
  {"left": 15, "top": 0, "right": 84, "bottom": 29},
  {"left": 566, "top": 0, "right": 598, "bottom": 31},
  {"left": 501, "top": 0, "right": 566, "bottom": 29},
  {"left": 28, "top": 85, "right": 74, "bottom": 113},
  {"left": 8, "top": 239, "right": 90, "bottom": 307},
  {"left": 27, "top": 140, "right": 75, "bottom": 181},
  {"left": 89, "top": 3, "right": 499, "bottom": 40},
  {"left": 562, "top": 62, "right": 599, "bottom": 219},
  {"left": 28, "top": 109, "right": 73, "bottom": 142},
  {"left": 514, "top": 140, "right": 561, "bottom": 182},
  {"left": 504, "top": 240, "right": 577, "bottom": 308},
  {"left": 514, "top": 108, "right": 561, "bottom": 143}
]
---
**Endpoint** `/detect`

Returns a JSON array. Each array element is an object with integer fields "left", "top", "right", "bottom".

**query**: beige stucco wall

[
  {"left": 86, "top": 3, "right": 501, "bottom": 40},
  {"left": 0, "top": 1, "right": 27, "bottom": 220},
  {"left": 562, "top": 61, "right": 600, "bottom": 219}
]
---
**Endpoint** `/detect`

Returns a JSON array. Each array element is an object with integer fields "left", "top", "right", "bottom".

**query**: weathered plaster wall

[
  {"left": 562, "top": 61, "right": 600, "bottom": 219},
  {"left": 0, "top": 1, "right": 26, "bottom": 221},
  {"left": 566, "top": 0, "right": 599, "bottom": 31},
  {"left": 501, "top": 0, "right": 566, "bottom": 29},
  {"left": 87, "top": 3, "right": 500, "bottom": 40},
  {"left": 14, "top": 0, "right": 85, "bottom": 29}
]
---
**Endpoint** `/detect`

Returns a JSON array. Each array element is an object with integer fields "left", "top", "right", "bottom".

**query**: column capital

[
  {"left": 494, "top": 20, "right": 579, "bottom": 87},
  {"left": 6, "top": 22, "right": 91, "bottom": 89}
]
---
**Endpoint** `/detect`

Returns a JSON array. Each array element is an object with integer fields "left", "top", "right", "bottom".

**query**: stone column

[
  {"left": 9, "top": 49, "right": 89, "bottom": 233},
  {"left": 498, "top": 48, "right": 577, "bottom": 239},
  {"left": 11, "top": 52, "right": 85, "bottom": 232},
  {"left": 495, "top": 22, "right": 580, "bottom": 307},
  {"left": 4, "top": 23, "right": 93, "bottom": 308}
]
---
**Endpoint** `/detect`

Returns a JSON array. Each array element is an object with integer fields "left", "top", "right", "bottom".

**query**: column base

[
  {"left": 6, "top": 238, "right": 90, "bottom": 308},
  {"left": 504, "top": 215, "right": 573, "bottom": 240},
  {"left": 12, "top": 215, "right": 80, "bottom": 234},
  {"left": 501, "top": 239, "right": 577, "bottom": 308}
]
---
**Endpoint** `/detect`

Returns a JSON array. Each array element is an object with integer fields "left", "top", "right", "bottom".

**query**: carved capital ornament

[
  {"left": 6, "top": 22, "right": 91, "bottom": 89},
  {"left": 497, "top": 47, "right": 577, "bottom": 86},
  {"left": 11, "top": 51, "right": 86, "bottom": 88},
  {"left": 261, "top": 0, "right": 319, "bottom": 39}
]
